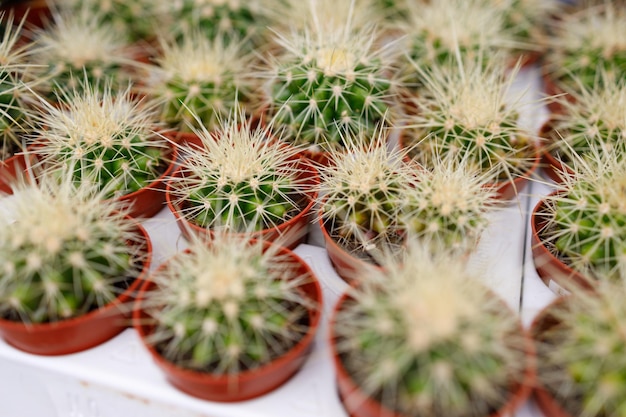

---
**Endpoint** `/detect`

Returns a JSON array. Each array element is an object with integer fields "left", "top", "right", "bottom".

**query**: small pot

[
  {"left": 1, "top": 0, "right": 51, "bottom": 28},
  {"left": 488, "top": 144, "right": 541, "bottom": 201},
  {"left": 0, "top": 220, "right": 153, "bottom": 355},
  {"left": 329, "top": 292, "right": 536, "bottom": 417},
  {"left": 538, "top": 121, "right": 574, "bottom": 183},
  {"left": 530, "top": 194, "right": 591, "bottom": 294},
  {"left": 530, "top": 297, "right": 574, "bottom": 417},
  {"left": 0, "top": 152, "right": 29, "bottom": 195},
  {"left": 133, "top": 242, "right": 322, "bottom": 402},
  {"left": 166, "top": 154, "right": 318, "bottom": 250}
]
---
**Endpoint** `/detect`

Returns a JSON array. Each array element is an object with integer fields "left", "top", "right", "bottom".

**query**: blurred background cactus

[{"left": 0, "top": 171, "right": 144, "bottom": 323}]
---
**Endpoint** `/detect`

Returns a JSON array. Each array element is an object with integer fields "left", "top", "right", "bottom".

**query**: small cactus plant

[
  {"left": 536, "top": 147, "right": 626, "bottom": 283},
  {"left": 28, "top": 7, "right": 138, "bottom": 97},
  {"left": 259, "top": 11, "right": 399, "bottom": 153},
  {"left": 167, "top": 108, "right": 315, "bottom": 234},
  {"left": 404, "top": 55, "right": 537, "bottom": 190},
  {"left": 534, "top": 282, "right": 626, "bottom": 417},
  {"left": 33, "top": 78, "right": 169, "bottom": 200},
  {"left": 317, "top": 129, "right": 416, "bottom": 260},
  {"left": 544, "top": 2, "right": 626, "bottom": 92},
  {"left": 0, "top": 171, "right": 145, "bottom": 324},
  {"left": 332, "top": 242, "right": 530, "bottom": 417},
  {"left": 544, "top": 71, "right": 626, "bottom": 168},
  {"left": 139, "top": 234, "right": 318, "bottom": 375},
  {"left": 144, "top": 29, "right": 253, "bottom": 132}
]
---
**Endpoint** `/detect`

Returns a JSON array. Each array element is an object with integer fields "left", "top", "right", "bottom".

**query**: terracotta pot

[
  {"left": 530, "top": 297, "right": 574, "bottom": 417},
  {"left": 329, "top": 292, "right": 536, "bottom": 417},
  {"left": 541, "top": 68, "right": 573, "bottom": 116},
  {"left": 133, "top": 242, "right": 323, "bottom": 402},
  {"left": 0, "top": 152, "right": 29, "bottom": 194},
  {"left": 166, "top": 154, "right": 318, "bottom": 250},
  {"left": 537, "top": 121, "right": 574, "bottom": 183},
  {"left": 0, "top": 220, "right": 153, "bottom": 355},
  {"left": 488, "top": 144, "right": 541, "bottom": 201},
  {"left": 1, "top": 0, "right": 51, "bottom": 29},
  {"left": 530, "top": 194, "right": 591, "bottom": 294}
]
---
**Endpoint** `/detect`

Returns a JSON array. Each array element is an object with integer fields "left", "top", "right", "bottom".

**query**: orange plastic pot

[
  {"left": 0, "top": 220, "right": 153, "bottom": 355},
  {"left": 133, "top": 242, "right": 322, "bottom": 402},
  {"left": 330, "top": 292, "right": 536, "bottom": 417},
  {"left": 0, "top": 152, "right": 29, "bottom": 194},
  {"left": 537, "top": 121, "right": 574, "bottom": 184},
  {"left": 166, "top": 155, "right": 318, "bottom": 250},
  {"left": 487, "top": 145, "right": 541, "bottom": 201},
  {"left": 530, "top": 194, "right": 591, "bottom": 294}
]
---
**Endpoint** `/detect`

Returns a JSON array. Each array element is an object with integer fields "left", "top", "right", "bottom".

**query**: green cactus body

[
  {"left": 149, "top": 32, "right": 250, "bottom": 132},
  {"left": 333, "top": 245, "right": 528, "bottom": 417},
  {"left": 266, "top": 23, "right": 396, "bottom": 152},
  {"left": 536, "top": 287, "right": 626, "bottom": 417},
  {"left": 35, "top": 82, "right": 167, "bottom": 199},
  {"left": 491, "top": 0, "right": 560, "bottom": 47},
  {"left": 0, "top": 175, "right": 142, "bottom": 323},
  {"left": 170, "top": 111, "right": 309, "bottom": 232},
  {"left": 144, "top": 237, "right": 314, "bottom": 373},
  {"left": 547, "top": 4, "right": 626, "bottom": 92}
]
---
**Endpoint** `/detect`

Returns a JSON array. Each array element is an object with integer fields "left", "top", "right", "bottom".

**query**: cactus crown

[
  {"left": 318, "top": 129, "right": 415, "bottom": 258},
  {"left": 30, "top": 7, "right": 136, "bottom": 95},
  {"left": 274, "top": 0, "right": 380, "bottom": 33},
  {"left": 33, "top": 78, "right": 167, "bottom": 199},
  {"left": 170, "top": 108, "right": 311, "bottom": 232},
  {"left": 142, "top": 234, "right": 315, "bottom": 374},
  {"left": 405, "top": 55, "right": 535, "bottom": 185},
  {"left": 333, "top": 242, "right": 527, "bottom": 417},
  {"left": 536, "top": 281, "right": 626, "bottom": 417},
  {"left": 546, "top": 3, "right": 626, "bottom": 91},
  {"left": 147, "top": 29, "right": 252, "bottom": 132},
  {"left": 492, "top": 0, "right": 561, "bottom": 42},
  {"left": 0, "top": 171, "right": 144, "bottom": 324},
  {"left": 548, "top": 72, "right": 626, "bottom": 164},
  {"left": 540, "top": 147, "right": 626, "bottom": 282},
  {"left": 262, "top": 13, "right": 398, "bottom": 152}
]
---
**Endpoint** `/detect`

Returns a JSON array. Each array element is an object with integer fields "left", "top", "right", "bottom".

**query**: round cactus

[
  {"left": 0, "top": 172, "right": 144, "bottom": 324},
  {"left": 490, "top": 0, "right": 561, "bottom": 48},
  {"left": 145, "top": 30, "right": 253, "bottom": 132},
  {"left": 332, "top": 242, "right": 529, "bottom": 417},
  {"left": 28, "top": 7, "right": 138, "bottom": 97},
  {"left": 546, "top": 71, "right": 626, "bottom": 167},
  {"left": 261, "top": 15, "right": 398, "bottom": 153},
  {"left": 545, "top": 3, "right": 626, "bottom": 92},
  {"left": 317, "top": 130, "right": 416, "bottom": 259},
  {"left": 535, "top": 283, "right": 626, "bottom": 417},
  {"left": 33, "top": 79, "right": 168, "bottom": 200},
  {"left": 141, "top": 235, "right": 317, "bottom": 373},
  {"left": 168, "top": 109, "right": 313, "bottom": 232},
  {"left": 405, "top": 55, "right": 536, "bottom": 188},
  {"left": 539, "top": 149, "right": 626, "bottom": 282}
]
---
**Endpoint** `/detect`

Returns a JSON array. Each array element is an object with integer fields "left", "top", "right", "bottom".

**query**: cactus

[
  {"left": 317, "top": 129, "right": 416, "bottom": 260},
  {"left": 404, "top": 55, "right": 536, "bottom": 188},
  {"left": 400, "top": 155, "right": 497, "bottom": 255},
  {"left": 535, "top": 282, "right": 626, "bottom": 417},
  {"left": 545, "top": 71, "right": 626, "bottom": 167},
  {"left": 538, "top": 148, "right": 626, "bottom": 282},
  {"left": 274, "top": 0, "right": 381, "bottom": 33},
  {"left": 0, "top": 170, "right": 144, "bottom": 324},
  {"left": 0, "top": 13, "right": 36, "bottom": 161},
  {"left": 140, "top": 234, "right": 316, "bottom": 374},
  {"left": 260, "top": 11, "right": 399, "bottom": 153},
  {"left": 332, "top": 242, "right": 528, "bottom": 417},
  {"left": 28, "top": 7, "right": 138, "bottom": 97},
  {"left": 544, "top": 2, "right": 626, "bottom": 92},
  {"left": 33, "top": 77, "right": 168, "bottom": 200},
  {"left": 490, "top": 0, "right": 561, "bottom": 48},
  {"left": 145, "top": 29, "right": 253, "bottom": 132},
  {"left": 168, "top": 108, "right": 312, "bottom": 232}
]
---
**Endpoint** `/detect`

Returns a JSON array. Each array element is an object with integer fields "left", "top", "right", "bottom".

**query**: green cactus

[
  {"left": 400, "top": 156, "right": 496, "bottom": 255},
  {"left": 332, "top": 242, "right": 529, "bottom": 417},
  {"left": 146, "top": 30, "right": 252, "bottom": 132},
  {"left": 535, "top": 283, "right": 626, "bottom": 417},
  {"left": 0, "top": 171, "right": 144, "bottom": 323},
  {"left": 546, "top": 71, "right": 626, "bottom": 167},
  {"left": 141, "top": 235, "right": 317, "bottom": 373},
  {"left": 169, "top": 108, "right": 312, "bottom": 233},
  {"left": 262, "top": 15, "right": 398, "bottom": 152},
  {"left": 540, "top": 148, "right": 626, "bottom": 282},
  {"left": 491, "top": 0, "right": 561, "bottom": 46},
  {"left": 317, "top": 130, "right": 416, "bottom": 259},
  {"left": 405, "top": 55, "right": 536, "bottom": 187},
  {"left": 33, "top": 78, "right": 168, "bottom": 200},
  {"left": 28, "top": 7, "right": 137, "bottom": 97},
  {"left": 545, "top": 3, "right": 626, "bottom": 92}
]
